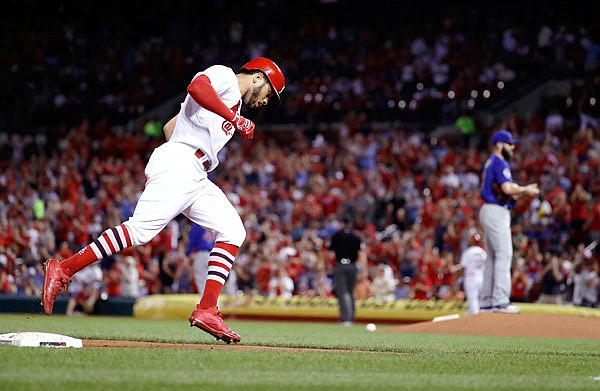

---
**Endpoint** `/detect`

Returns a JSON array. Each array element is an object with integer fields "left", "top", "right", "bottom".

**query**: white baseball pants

[{"left": 123, "top": 142, "right": 246, "bottom": 248}]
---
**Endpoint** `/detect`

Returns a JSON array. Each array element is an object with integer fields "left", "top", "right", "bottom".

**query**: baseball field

[{"left": 1, "top": 313, "right": 599, "bottom": 390}]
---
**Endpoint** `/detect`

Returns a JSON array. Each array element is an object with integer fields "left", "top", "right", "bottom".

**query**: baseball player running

[
  {"left": 479, "top": 130, "right": 539, "bottom": 313},
  {"left": 458, "top": 231, "right": 486, "bottom": 314},
  {"left": 42, "top": 57, "right": 285, "bottom": 343}
]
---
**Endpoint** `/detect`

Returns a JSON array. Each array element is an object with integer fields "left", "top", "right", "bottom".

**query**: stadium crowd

[
  {"left": 3, "top": 1, "right": 600, "bottom": 132},
  {"left": 1, "top": 1, "right": 599, "bottom": 312},
  {"left": 0, "top": 110, "right": 599, "bottom": 309}
]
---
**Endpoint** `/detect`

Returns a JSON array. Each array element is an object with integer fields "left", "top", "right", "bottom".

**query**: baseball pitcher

[{"left": 479, "top": 130, "right": 539, "bottom": 313}]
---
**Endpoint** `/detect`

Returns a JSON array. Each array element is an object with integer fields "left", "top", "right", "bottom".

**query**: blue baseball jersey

[
  {"left": 480, "top": 155, "right": 514, "bottom": 208},
  {"left": 185, "top": 223, "right": 215, "bottom": 255}
]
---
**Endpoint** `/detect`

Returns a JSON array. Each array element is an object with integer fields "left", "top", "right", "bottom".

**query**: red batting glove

[{"left": 231, "top": 112, "right": 255, "bottom": 139}]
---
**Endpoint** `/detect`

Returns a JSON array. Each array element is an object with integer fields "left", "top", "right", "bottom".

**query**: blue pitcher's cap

[{"left": 491, "top": 129, "right": 517, "bottom": 145}]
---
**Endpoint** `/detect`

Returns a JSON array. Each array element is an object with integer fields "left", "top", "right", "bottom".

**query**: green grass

[{"left": 1, "top": 314, "right": 600, "bottom": 390}]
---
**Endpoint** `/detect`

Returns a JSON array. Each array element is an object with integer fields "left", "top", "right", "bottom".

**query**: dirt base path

[
  {"left": 82, "top": 339, "right": 387, "bottom": 353},
  {"left": 385, "top": 313, "right": 600, "bottom": 339},
  {"left": 83, "top": 313, "right": 600, "bottom": 350}
]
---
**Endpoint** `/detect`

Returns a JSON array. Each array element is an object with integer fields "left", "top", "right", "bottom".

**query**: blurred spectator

[
  {"left": 570, "top": 183, "right": 591, "bottom": 244},
  {"left": 173, "top": 252, "right": 195, "bottom": 294},
  {"left": 440, "top": 281, "right": 465, "bottom": 302},
  {"left": 354, "top": 271, "right": 372, "bottom": 300},
  {"left": 56, "top": 241, "right": 74, "bottom": 261},
  {"left": 118, "top": 255, "right": 140, "bottom": 298},
  {"left": 574, "top": 258, "right": 599, "bottom": 308},
  {"left": 66, "top": 262, "right": 103, "bottom": 316},
  {"left": 370, "top": 264, "right": 397, "bottom": 302},
  {"left": 185, "top": 223, "right": 215, "bottom": 296},
  {"left": 312, "top": 264, "right": 333, "bottom": 298},
  {"left": 158, "top": 251, "right": 178, "bottom": 294},
  {"left": 104, "top": 262, "right": 122, "bottom": 298},
  {"left": 545, "top": 108, "right": 565, "bottom": 134},
  {"left": 233, "top": 260, "right": 254, "bottom": 295},
  {"left": 0, "top": 259, "right": 17, "bottom": 294},
  {"left": 535, "top": 254, "right": 565, "bottom": 305},
  {"left": 510, "top": 258, "right": 532, "bottom": 303},
  {"left": 268, "top": 264, "right": 294, "bottom": 298},
  {"left": 584, "top": 194, "right": 600, "bottom": 242},
  {"left": 14, "top": 263, "right": 39, "bottom": 296},
  {"left": 410, "top": 267, "right": 434, "bottom": 300},
  {"left": 254, "top": 257, "right": 272, "bottom": 296},
  {"left": 141, "top": 259, "right": 162, "bottom": 296},
  {"left": 222, "top": 263, "right": 238, "bottom": 296},
  {"left": 394, "top": 276, "right": 412, "bottom": 300}
]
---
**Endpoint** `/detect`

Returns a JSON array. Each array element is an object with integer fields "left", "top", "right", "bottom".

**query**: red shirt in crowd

[{"left": 410, "top": 268, "right": 434, "bottom": 300}]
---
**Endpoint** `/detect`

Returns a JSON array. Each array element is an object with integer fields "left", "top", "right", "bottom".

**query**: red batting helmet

[
  {"left": 241, "top": 57, "right": 285, "bottom": 101},
  {"left": 469, "top": 232, "right": 483, "bottom": 247}
]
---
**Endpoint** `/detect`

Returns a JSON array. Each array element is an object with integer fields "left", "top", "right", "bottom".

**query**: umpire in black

[{"left": 328, "top": 217, "right": 366, "bottom": 325}]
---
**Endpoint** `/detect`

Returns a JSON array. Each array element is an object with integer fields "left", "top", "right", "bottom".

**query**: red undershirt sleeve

[{"left": 187, "top": 75, "right": 236, "bottom": 121}]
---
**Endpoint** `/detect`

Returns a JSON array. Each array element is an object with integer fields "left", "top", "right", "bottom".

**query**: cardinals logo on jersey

[
  {"left": 222, "top": 121, "right": 234, "bottom": 136},
  {"left": 222, "top": 101, "right": 241, "bottom": 136}
]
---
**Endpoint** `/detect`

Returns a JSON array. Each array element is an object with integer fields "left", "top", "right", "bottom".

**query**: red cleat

[
  {"left": 42, "top": 259, "right": 70, "bottom": 315},
  {"left": 189, "top": 306, "right": 241, "bottom": 344}
]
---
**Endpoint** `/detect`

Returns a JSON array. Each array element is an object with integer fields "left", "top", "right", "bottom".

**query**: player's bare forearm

[
  {"left": 501, "top": 182, "right": 540, "bottom": 197},
  {"left": 163, "top": 115, "right": 178, "bottom": 141}
]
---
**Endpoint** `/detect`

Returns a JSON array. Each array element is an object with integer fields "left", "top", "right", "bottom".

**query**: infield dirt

[
  {"left": 83, "top": 313, "right": 600, "bottom": 350},
  {"left": 384, "top": 313, "right": 600, "bottom": 339}
]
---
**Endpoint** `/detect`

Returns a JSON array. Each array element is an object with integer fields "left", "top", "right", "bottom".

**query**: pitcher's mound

[{"left": 384, "top": 313, "right": 600, "bottom": 339}]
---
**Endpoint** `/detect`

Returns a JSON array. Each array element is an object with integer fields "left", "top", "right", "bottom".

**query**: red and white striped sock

[
  {"left": 60, "top": 224, "right": 133, "bottom": 277},
  {"left": 198, "top": 242, "right": 239, "bottom": 309}
]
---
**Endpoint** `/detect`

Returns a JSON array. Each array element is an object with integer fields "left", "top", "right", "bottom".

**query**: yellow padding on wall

[{"left": 133, "top": 294, "right": 600, "bottom": 321}]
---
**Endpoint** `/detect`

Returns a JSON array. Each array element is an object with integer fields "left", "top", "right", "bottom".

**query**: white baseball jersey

[
  {"left": 459, "top": 245, "right": 487, "bottom": 314},
  {"left": 123, "top": 64, "right": 247, "bottom": 249},
  {"left": 459, "top": 245, "right": 487, "bottom": 282},
  {"left": 169, "top": 65, "right": 242, "bottom": 172}
]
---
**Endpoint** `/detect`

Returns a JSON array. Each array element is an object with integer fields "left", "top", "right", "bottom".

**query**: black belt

[{"left": 195, "top": 149, "right": 211, "bottom": 171}]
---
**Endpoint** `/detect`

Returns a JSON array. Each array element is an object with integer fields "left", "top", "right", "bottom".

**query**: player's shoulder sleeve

[
  {"left": 199, "top": 65, "right": 237, "bottom": 95},
  {"left": 493, "top": 158, "right": 513, "bottom": 184}
]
